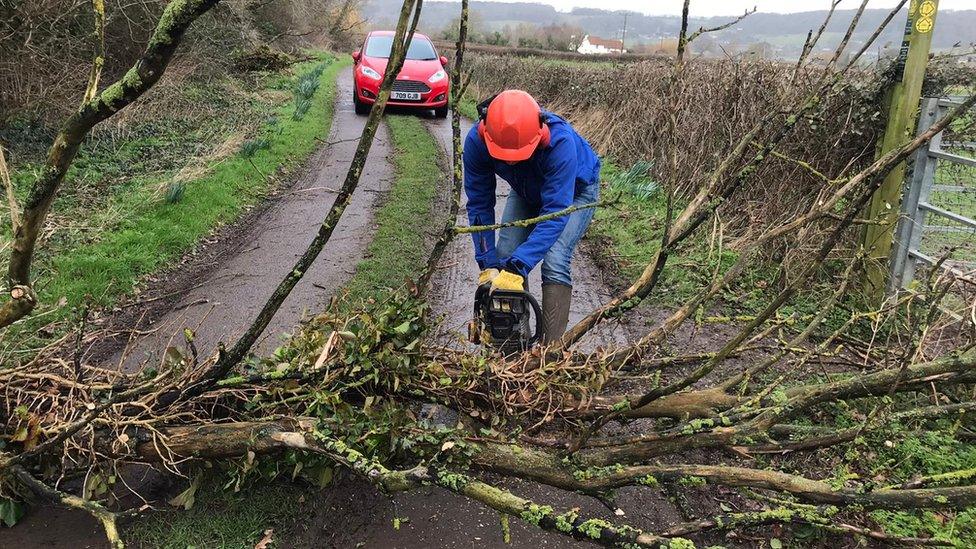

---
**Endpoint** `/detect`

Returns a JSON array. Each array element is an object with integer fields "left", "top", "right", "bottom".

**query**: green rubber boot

[{"left": 541, "top": 283, "right": 572, "bottom": 344}]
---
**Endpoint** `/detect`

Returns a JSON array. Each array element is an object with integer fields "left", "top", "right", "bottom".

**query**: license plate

[{"left": 391, "top": 91, "right": 421, "bottom": 100}]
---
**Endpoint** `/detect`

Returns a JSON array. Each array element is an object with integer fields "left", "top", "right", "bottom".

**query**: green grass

[
  {"left": 587, "top": 160, "right": 838, "bottom": 322},
  {"left": 587, "top": 161, "right": 740, "bottom": 306},
  {"left": 1, "top": 54, "right": 350, "bottom": 357},
  {"left": 455, "top": 93, "right": 480, "bottom": 120},
  {"left": 345, "top": 113, "right": 445, "bottom": 300},
  {"left": 125, "top": 475, "right": 307, "bottom": 549},
  {"left": 852, "top": 420, "right": 976, "bottom": 545}
]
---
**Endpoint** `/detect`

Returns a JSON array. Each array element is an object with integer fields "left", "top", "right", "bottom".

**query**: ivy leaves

[{"left": 0, "top": 498, "right": 25, "bottom": 528}]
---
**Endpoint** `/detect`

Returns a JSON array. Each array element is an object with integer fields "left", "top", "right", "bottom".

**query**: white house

[{"left": 577, "top": 35, "right": 624, "bottom": 55}]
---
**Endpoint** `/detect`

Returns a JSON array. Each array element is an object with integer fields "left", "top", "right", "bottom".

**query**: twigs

[
  {"left": 571, "top": 187, "right": 871, "bottom": 449},
  {"left": 454, "top": 199, "right": 610, "bottom": 234},
  {"left": 826, "top": 0, "right": 870, "bottom": 71},
  {"left": 683, "top": 7, "right": 756, "bottom": 63},
  {"left": 794, "top": 0, "right": 842, "bottom": 79},
  {"left": 0, "top": 145, "right": 20, "bottom": 233},
  {"left": 718, "top": 255, "right": 861, "bottom": 391},
  {"left": 558, "top": 0, "right": 907, "bottom": 352},
  {"left": 675, "top": 1, "right": 754, "bottom": 64},
  {"left": 72, "top": 300, "right": 91, "bottom": 381},
  {"left": 1, "top": 369, "right": 164, "bottom": 469},
  {"left": 844, "top": 0, "right": 909, "bottom": 72},
  {"left": 8, "top": 464, "right": 122, "bottom": 548}
]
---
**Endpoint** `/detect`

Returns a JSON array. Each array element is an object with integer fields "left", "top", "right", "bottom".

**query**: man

[{"left": 464, "top": 89, "right": 601, "bottom": 344}]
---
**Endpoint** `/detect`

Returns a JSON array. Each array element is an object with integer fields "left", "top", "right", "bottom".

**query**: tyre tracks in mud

[{"left": 99, "top": 68, "right": 396, "bottom": 370}]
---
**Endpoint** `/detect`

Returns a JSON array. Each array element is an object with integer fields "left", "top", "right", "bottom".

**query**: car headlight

[
  {"left": 360, "top": 65, "right": 382, "bottom": 80},
  {"left": 428, "top": 70, "right": 446, "bottom": 83}
]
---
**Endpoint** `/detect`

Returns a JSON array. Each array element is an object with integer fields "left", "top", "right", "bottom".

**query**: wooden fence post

[{"left": 862, "top": 0, "right": 939, "bottom": 300}]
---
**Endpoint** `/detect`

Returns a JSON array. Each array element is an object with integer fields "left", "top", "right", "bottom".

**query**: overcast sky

[{"left": 481, "top": 0, "right": 974, "bottom": 16}]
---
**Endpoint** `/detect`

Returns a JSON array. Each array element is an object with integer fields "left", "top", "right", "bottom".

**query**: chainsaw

[{"left": 468, "top": 284, "right": 543, "bottom": 354}]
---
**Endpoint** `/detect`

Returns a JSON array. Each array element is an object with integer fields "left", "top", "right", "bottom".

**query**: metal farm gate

[{"left": 889, "top": 97, "right": 976, "bottom": 291}]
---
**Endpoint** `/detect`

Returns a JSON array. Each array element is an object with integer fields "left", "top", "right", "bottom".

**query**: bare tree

[
  {"left": 0, "top": 0, "right": 224, "bottom": 329},
  {"left": 677, "top": 0, "right": 756, "bottom": 64}
]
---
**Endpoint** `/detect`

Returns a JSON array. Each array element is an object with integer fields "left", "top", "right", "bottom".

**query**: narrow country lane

[
  {"left": 2, "top": 72, "right": 681, "bottom": 549},
  {"left": 103, "top": 68, "right": 396, "bottom": 370}
]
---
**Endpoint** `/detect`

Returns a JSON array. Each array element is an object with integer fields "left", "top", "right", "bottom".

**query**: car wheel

[
  {"left": 434, "top": 105, "right": 449, "bottom": 119},
  {"left": 353, "top": 93, "right": 369, "bottom": 116}
]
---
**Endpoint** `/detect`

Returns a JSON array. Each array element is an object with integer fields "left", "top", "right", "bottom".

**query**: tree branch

[
  {"left": 454, "top": 199, "right": 608, "bottom": 234},
  {"left": 82, "top": 0, "right": 106, "bottom": 104},
  {"left": 0, "top": 145, "right": 20, "bottom": 233},
  {"left": 686, "top": 7, "right": 756, "bottom": 47},
  {"left": 8, "top": 465, "right": 122, "bottom": 548},
  {"left": 1, "top": 0, "right": 223, "bottom": 329}
]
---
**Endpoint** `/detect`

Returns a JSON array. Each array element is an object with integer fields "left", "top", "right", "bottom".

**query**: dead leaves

[{"left": 254, "top": 528, "right": 274, "bottom": 549}]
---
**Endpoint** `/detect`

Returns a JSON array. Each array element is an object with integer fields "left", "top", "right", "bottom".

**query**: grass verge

[
  {"left": 125, "top": 476, "right": 306, "bottom": 549},
  {"left": 345, "top": 113, "right": 446, "bottom": 301},
  {"left": 587, "top": 160, "right": 840, "bottom": 319},
  {"left": 455, "top": 93, "right": 480, "bottom": 120},
  {"left": 1, "top": 53, "right": 350, "bottom": 357},
  {"left": 587, "top": 161, "right": 740, "bottom": 306}
]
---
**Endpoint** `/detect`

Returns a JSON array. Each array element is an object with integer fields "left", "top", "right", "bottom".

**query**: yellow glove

[
  {"left": 491, "top": 270, "right": 525, "bottom": 292},
  {"left": 478, "top": 268, "right": 499, "bottom": 286}
]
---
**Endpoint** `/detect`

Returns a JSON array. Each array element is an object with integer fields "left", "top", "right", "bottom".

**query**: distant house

[{"left": 577, "top": 35, "right": 624, "bottom": 55}]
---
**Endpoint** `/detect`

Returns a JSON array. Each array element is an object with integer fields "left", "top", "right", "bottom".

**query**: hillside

[{"left": 362, "top": 1, "right": 976, "bottom": 57}]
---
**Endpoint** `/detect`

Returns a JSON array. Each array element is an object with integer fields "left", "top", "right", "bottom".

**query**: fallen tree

[{"left": 3, "top": 1, "right": 976, "bottom": 548}]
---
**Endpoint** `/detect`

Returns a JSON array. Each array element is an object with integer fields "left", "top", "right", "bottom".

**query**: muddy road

[{"left": 102, "top": 70, "right": 396, "bottom": 369}]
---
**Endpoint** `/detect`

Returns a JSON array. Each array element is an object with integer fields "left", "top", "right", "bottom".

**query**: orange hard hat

[{"left": 480, "top": 90, "right": 549, "bottom": 162}]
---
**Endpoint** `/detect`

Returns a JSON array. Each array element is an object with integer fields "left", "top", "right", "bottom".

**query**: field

[{"left": 913, "top": 105, "right": 976, "bottom": 268}]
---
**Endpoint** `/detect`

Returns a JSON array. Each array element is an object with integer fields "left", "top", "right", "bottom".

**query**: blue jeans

[{"left": 496, "top": 181, "right": 599, "bottom": 287}]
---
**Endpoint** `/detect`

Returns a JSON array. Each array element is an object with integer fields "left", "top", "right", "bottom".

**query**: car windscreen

[{"left": 364, "top": 35, "right": 437, "bottom": 60}]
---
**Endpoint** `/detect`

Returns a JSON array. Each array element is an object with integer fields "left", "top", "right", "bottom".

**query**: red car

[{"left": 352, "top": 31, "right": 450, "bottom": 118}]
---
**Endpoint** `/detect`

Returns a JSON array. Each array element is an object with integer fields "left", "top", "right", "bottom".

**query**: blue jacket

[{"left": 464, "top": 111, "right": 601, "bottom": 277}]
